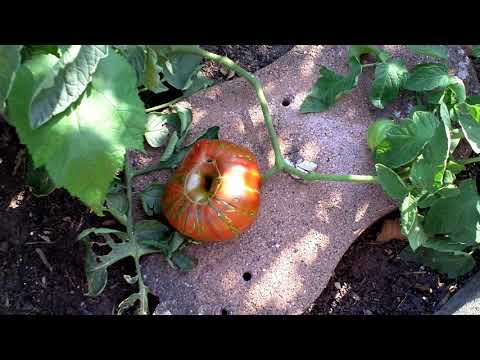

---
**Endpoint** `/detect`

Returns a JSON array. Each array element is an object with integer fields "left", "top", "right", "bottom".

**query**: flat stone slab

[
  {"left": 436, "top": 271, "right": 480, "bottom": 315},
  {"left": 134, "top": 45, "right": 478, "bottom": 315}
]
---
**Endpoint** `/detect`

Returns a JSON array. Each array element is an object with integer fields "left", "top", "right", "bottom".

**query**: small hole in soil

[
  {"left": 221, "top": 308, "right": 230, "bottom": 315},
  {"left": 206, "top": 159, "right": 213, "bottom": 163},
  {"left": 243, "top": 272, "right": 252, "bottom": 281},
  {"left": 282, "top": 98, "right": 291, "bottom": 107}
]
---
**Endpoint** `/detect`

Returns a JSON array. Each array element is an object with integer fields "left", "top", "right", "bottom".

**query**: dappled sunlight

[
  {"left": 247, "top": 106, "right": 264, "bottom": 127},
  {"left": 355, "top": 201, "right": 370, "bottom": 223},
  {"left": 299, "top": 140, "right": 321, "bottom": 161},
  {"left": 244, "top": 229, "right": 330, "bottom": 311},
  {"left": 315, "top": 190, "right": 343, "bottom": 224},
  {"left": 190, "top": 108, "right": 207, "bottom": 127}
]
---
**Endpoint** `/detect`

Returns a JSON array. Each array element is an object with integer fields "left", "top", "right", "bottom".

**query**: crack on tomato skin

[
  {"left": 201, "top": 203, "right": 224, "bottom": 240},
  {"left": 208, "top": 200, "right": 240, "bottom": 236},
  {"left": 214, "top": 198, "right": 256, "bottom": 218}
]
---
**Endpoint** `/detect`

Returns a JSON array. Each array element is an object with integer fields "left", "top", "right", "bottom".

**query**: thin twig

[{"left": 35, "top": 248, "right": 53, "bottom": 272}]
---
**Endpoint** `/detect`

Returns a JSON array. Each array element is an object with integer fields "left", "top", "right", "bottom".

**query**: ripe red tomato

[{"left": 162, "top": 139, "right": 262, "bottom": 241}]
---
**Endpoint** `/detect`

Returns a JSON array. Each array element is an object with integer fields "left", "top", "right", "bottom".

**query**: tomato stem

[
  {"left": 165, "top": 46, "right": 379, "bottom": 185},
  {"left": 145, "top": 94, "right": 188, "bottom": 113},
  {"left": 125, "top": 155, "right": 149, "bottom": 315},
  {"left": 459, "top": 156, "right": 480, "bottom": 165}
]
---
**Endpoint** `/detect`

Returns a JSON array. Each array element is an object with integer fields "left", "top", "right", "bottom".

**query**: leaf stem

[
  {"left": 125, "top": 155, "right": 149, "bottom": 315},
  {"left": 165, "top": 45, "right": 378, "bottom": 185},
  {"left": 145, "top": 95, "right": 187, "bottom": 113},
  {"left": 362, "top": 62, "right": 381, "bottom": 68},
  {"left": 459, "top": 156, "right": 480, "bottom": 165}
]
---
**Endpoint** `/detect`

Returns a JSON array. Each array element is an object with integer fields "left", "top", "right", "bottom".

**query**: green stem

[
  {"left": 145, "top": 95, "right": 187, "bottom": 113},
  {"left": 165, "top": 45, "right": 378, "bottom": 185},
  {"left": 283, "top": 163, "right": 378, "bottom": 184},
  {"left": 459, "top": 156, "right": 480, "bottom": 165},
  {"left": 125, "top": 156, "right": 149, "bottom": 315},
  {"left": 362, "top": 62, "right": 381, "bottom": 68}
]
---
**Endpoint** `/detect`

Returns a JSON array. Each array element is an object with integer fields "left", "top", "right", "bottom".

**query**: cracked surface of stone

[{"left": 133, "top": 45, "right": 478, "bottom": 315}]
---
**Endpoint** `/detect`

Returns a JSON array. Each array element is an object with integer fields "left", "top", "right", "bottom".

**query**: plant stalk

[
  {"left": 125, "top": 155, "right": 149, "bottom": 315},
  {"left": 459, "top": 156, "right": 480, "bottom": 165},
  {"left": 145, "top": 94, "right": 188, "bottom": 113}
]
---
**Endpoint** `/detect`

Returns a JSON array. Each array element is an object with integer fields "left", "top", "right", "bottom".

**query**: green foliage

[
  {"left": 7, "top": 51, "right": 147, "bottom": 215},
  {"left": 0, "top": 45, "right": 22, "bottom": 112},
  {"left": 29, "top": 45, "right": 109, "bottom": 128},
  {"left": 140, "top": 182, "right": 165, "bottom": 216},
  {"left": 374, "top": 111, "right": 438, "bottom": 168},
  {"left": 367, "top": 119, "right": 395, "bottom": 150},
  {"left": 403, "top": 63, "right": 454, "bottom": 92},
  {"left": 407, "top": 45, "right": 449, "bottom": 60},
  {"left": 375, "top": 163, "right": 409, "bottom": 200},
  {"left": 300, "top": 45, "right": 480, "bottom": 278},
  {"left": 370, "top": 60, "right": 408, "bottom": 109},
  {"left": 299, "top": 59, "right": 362, "bottom": 113}
]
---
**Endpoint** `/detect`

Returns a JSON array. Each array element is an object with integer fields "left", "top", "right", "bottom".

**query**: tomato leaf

[
  {"left": 135, "top": 220, "right": 171, "bottom": 250},
  {"left": 409, "top": 122, "right": 450, "bottom": 191},
  {"left": 140, "top": 182, "right": 165, "bottom": 216},
  {"left": 183, "top": 71, "right": 214, "bottom": 97},
  {"left": 171, "top": 253, "right": 196, "bottom": 272},
  {"left": 458, "top": 107, "right": 480, "bottom": 153},
  {"left": 403, "top": 63, "right": 453, "bottom": 92},
  {"left": 400, "top": 246, "right": 475, "bottom": 278},
  {"left": 447, "top": 76, "right": 466, "bottom": 104},
  {"left": 367, "top": 119, "right": 395, "bottom": 151},
  {"left": 0, "top": 45, "right": 22, "bottom": 113},
  {"left": 144, "top": 47, "right": 168, "bottom": 94},
  {"left": 424, "top": 179, "right": 480, "bottom": 246},
  {"left": 145, "top": 113, "right": 170, "bottom": 148},
  {"left": 374, "top": 111, "right": 439, "bottom": 168},
  {"left": 375, "top": 163, "right": 409, "bottom": 200},
  {"left": 80, "top": 230, "right": 133, "bottom": 297},
  {"left": 299, "top": 58, "right": 362, "bottom": 113},
  {"left": 369, "top": 59, "right": 408, "bottom": 109},
  {"left": 407, "top": 45, "right": 449, "bottom": 60},
  {"left": 7, "top": 51, "right": 147, "bottom": 215},
  {"left": 104, "top": 179, "right": 128, "bottom": 226},
  {"left": 347, "top": 45, "right": 391, "bottom": 63},
  {"left": 29, "top": 45, "right": 109, "bottom": 128},
  {"left": 439, "top": 102, "right": 451, "bottom": 128},
  {"left": 152, "top": 126, "right": 220, "bottom": 170},
  {"left": 162, "top": 51, "right": 203, "bottom": 90},
  {"left": 174, "top": 105, "right": 193, "bottom": 148},
  {"left": 400, "top": 194, "right": 418, "bottom": 238},
  {"left": 116, "top": 45, "right": 146, "bottom": 87}
]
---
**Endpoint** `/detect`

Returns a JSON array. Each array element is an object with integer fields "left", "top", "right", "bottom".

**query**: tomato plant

[
  {"left": 163, "top": 139, "right": 262, "bottom": 241},
  {"left": 1, "top": 44, "right": 479, "bottom": 314}
]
